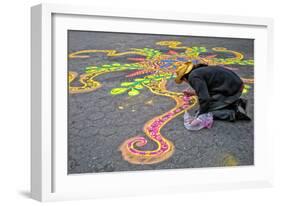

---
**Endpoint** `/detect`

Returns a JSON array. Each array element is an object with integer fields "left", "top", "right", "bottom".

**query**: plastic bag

[{"left": 184, "top": 111, "right": 213, "bottom": 131}]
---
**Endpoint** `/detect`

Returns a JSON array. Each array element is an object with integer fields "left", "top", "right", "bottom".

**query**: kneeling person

[{"left": 175, "top": 61, "right": 251, "bottom": 121}]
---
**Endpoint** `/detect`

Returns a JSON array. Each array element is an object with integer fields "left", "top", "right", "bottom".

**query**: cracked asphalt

[{"left": 68, "top": 31, "right": 254, "bottom": 174}]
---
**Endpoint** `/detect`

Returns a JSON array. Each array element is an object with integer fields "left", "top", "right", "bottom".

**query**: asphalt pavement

[{"left": 68, "top": 31, "right": 254, "bottom": 174}]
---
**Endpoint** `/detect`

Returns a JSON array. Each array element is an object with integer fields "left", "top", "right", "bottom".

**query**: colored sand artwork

[{"left": 68, "top": 32, "right": 254, "bottom": 173}]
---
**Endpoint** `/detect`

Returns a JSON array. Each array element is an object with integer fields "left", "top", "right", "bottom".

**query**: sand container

[{"left": 184, "top": 111, "right": 213, "bottom": 131}]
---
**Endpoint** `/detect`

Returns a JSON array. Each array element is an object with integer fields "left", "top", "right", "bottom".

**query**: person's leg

[
  {"left": 208, "top": 93, "right": 241, "bottom": 112},
  {"left": 211, "top": 109, "right": 236, "bottom": 122}
]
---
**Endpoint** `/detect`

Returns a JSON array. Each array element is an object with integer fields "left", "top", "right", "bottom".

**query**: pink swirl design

[{"left": 119, "top": 79, "right": 197, "bottom": 164}]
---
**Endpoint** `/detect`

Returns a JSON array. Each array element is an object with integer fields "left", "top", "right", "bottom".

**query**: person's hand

[
  {"left": 190, "top": 118, "right": 201, "bottom": 126},
  {"left": 183, "top": 89, "right": 196, "bottom": 97}
]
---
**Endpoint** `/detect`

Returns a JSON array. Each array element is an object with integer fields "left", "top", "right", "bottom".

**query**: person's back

[{"left": 187, "top": 65, "right": 243, "bottom": 97}]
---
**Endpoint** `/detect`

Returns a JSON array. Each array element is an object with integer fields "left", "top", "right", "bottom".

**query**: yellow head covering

[{"left": 174, "top": 62, "right": 194, "bottom": 84}]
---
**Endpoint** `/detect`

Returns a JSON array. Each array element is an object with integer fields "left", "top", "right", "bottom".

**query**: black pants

[
  {"left": 211, "top": 106, "right": 236, "bottom": 121},
  {"left": 208, "top": 90, "right": 243, "bottom": 122}
]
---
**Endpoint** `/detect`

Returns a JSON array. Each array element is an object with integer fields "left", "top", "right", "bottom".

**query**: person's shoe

[
  {"left": 237, "top": 98, "right": 247, "bottom": 111},
  {"left": 233, "top": 98, "right": 251, "bottom": 121},
  {"left": 235, "top": 110, "right": 251, "bottom": 121}
]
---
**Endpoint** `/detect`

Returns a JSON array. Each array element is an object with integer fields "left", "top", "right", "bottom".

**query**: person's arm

[{"left": 188, "top": 77, "right": 211, "bottom": 114}]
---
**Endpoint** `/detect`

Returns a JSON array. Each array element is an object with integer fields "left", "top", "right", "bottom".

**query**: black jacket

[{"left": 185, "top": 65, "right": 243, "bottom": 114}]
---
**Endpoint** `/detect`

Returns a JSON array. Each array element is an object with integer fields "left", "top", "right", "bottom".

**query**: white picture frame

[{"left": 31, "top": 3, "right": 274, "bottom": 202}]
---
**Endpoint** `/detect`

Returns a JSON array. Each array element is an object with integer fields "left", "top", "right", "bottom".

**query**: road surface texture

[{"left": 68, "top": 31, "right": 254, "bottom": 174}]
